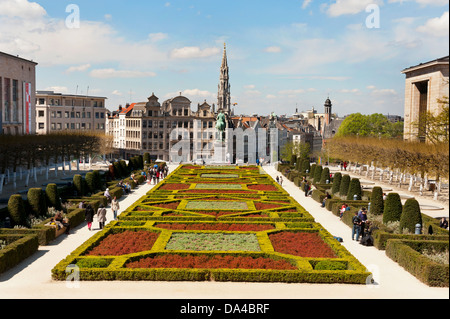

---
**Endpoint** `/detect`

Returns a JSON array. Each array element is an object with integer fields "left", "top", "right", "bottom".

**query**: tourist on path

[
  {"left": 85, "top": 204, "right": 94, "bottom": 231},
  {"left": 111, "top": 196, "right": 120, "bottom": 221},
  {"left": 97, "top": 204, "right": 107, "bottom": 230},
  {"left": 352, "top": 211, "right": 361, "bottom": 241}
]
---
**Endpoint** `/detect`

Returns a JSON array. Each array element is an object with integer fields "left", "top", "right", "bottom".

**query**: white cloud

[
  {"left": 389, "top": 0, "right": 449, "bottom": 5},
  {"left": 148, "top": 32, "right": 168, "bottom": 42},
  {"left": 302, "top": 0, "right": 313, "bottom": 9},
  {"left": 326, "top": 0, "right": 383, "bottom": 17},
  {"left": 417, "top": 11, "right": 449, "bottom": 37},
  {"left": 165, "top": 89, "right": 216, "bottom": 101},
  {"left": 89, "top": 69, "right": 157, "bottom": 79},
  {"left": 170, "top": 46, "right": 220, "bottom": 59},
  {"left": 0, "top": 0, "right": 46, "bottom": 19},
  {"left": 112, "top": 90, "right": 123, "bottom": 96},
  {"left": 244, "top": 85, "right": 256, "bottom": 89},
  {"left": 44, "top": 86, "right": 69, "bottom": 93},
  {"left": 264, "top": 46, "right": 282, "bottom": 53},
  {"left": 66, "top": 64, "right": 91, "bottom": 73},
  {"left": 266, "top": 94, "right": 277, "bottom": 99}
]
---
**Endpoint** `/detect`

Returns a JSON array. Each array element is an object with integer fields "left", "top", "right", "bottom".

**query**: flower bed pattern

[{"left": 53, "top": 165, "right": 371, "bottom": 284}]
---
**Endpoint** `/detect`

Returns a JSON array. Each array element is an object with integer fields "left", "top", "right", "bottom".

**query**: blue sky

[{"left": 0, "top": 0, "right": 448, "bottom": 117}]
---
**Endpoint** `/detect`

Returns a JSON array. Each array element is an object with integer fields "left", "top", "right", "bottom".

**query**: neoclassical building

[
  {"left": 402, "top": 56, "right": 449, "bottom": 142},
  {"left": 107, "top": 93, "right": 217, "bottom": 162},
  {"left": 0, "top": 51, "right": 37, "bottom": 135}
]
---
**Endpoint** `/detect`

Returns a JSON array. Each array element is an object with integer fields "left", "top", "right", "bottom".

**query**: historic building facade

[
  {"left": 35, "top": 91, "right": 108, "bottom": 135},
  {"left": 402, "top": 56, "right": 449, "bottom": 142},
  {"left": 0, "top": 51, "right": 37, "bottom": 135}
]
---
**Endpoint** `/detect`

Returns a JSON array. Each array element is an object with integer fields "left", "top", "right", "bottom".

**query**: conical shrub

[
  {"left": 383, "top": 193, "right": 402, "bottom": 224},
  {"left": 400, "top": 198, "right": 422, "bottom": 234},
  {"left": 347, "top": 178, "right": 362, "bottom": 200},
  {"left": 320, "top": 167, "right": 331, "bottom": 184},
  {"left": 73, "top": 174, "right": 84, "bottom": 196},
  {"left": 310, "top": 164, "right": 317, "bottom": 177},
  {"left": 46, "top": 183, "right": 62, "bottom": 210},
  {"left": 370, "top": 186, "right": 384, "bottom": 216},
  {"left": 8, "top": 195, "right": 27, "bottom": 227},
  {"left": 85, "top": 172, "right": 96, "bottom": 194},
  {"left": 339, "top": 175, "right": 350, "bottom": 197},
  {"left": 313, "top": 165, "right": 323, "bottom": 184},
  {"left": 27, "top": 188, "right": 47, "bottom": 217},
  {"left": 301, "top": 160, "right": 310, "bottom": 173},
  {"left": 331, "top": 172, "right": 342, "bottom": 194}
]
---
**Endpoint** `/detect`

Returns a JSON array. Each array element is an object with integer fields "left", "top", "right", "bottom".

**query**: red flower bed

[
  {"left": 152, "top": 202, "right": 180, "bottom": 209},
  {"left": 269, "top": 232, "right": 337, "bottom": 258},
  {"left": 247, "top": 184, "right": 278, "bottom": 191},
  {"left": 126, "top": 254, "right": 296, "bottom": 270},
  {"left": 255, "top": 202, "right": 283, "bottom": 210},
  {"left": 183, "top": 190, "right": 251, "bottom": 194},
  {"left": 160, "top": 183, "right": 190, "bottom": 190},
  {"left": 154, "top": 223, "right": 275, "bottom": 231},
  {"left": 86, "top": 230, "right": 159, "bottom": 256}
]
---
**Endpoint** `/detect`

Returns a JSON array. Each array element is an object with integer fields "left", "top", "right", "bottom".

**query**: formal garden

[
  {"left": 278, "top": 155, "right": 449, "bottom": 287},
  {"left": 51, "top": 165, "right": 372, "bottom": 284}
]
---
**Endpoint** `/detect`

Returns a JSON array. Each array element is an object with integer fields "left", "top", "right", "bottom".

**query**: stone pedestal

[{"left": 211, "top": 140, "right": 227, "bottom": 164}]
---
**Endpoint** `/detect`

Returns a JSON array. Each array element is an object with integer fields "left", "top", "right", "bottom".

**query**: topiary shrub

[
  {"left": 331, "top": 172, "right": 342, "bottom": 194},
  {"left": 301, "top": 160, "right": 310, "bottom": 173},
  {"left": 8, "top": 195, "right": 28, "bottom": 227},
  {"left": 320, "top": 167, "right": 331, "bottom": 184},
  {"left": 290, "top": 154, "right": 297, "bottom": 167},
  {"left": 346, "top": 178, "right": 362, "bottom": 200},
  {"left": 73, "top": 175, "right": 84, "bottom": 197},
  {"left": 113, "top": 162, "right": 122, "bottom": 178},
  {"left": 310, "top": 164, "right": 317, "bottom": 177},
  {"left": 119, "top": 160, "right": 129, "bottom": 176},
  {"left": 383, "top": 193, "right": 402, "bottom": 225},
  {"left": 313, "top": 165, "right": 323, "bottom": 184},
  {"left": 400, "top": 198, "right": 423, "bottom": 234},
  {"left": 143, "top": 153, "right": 151, "bottom": 165},
  {"left": 27, "top": 188, "right": 47, "bottom": 217},
  {"left": 93, "top": 170, "right": 102, "bottom": 191},
  {"left": 85, "top": 172, "right": 96, "bottom": 194},
  {"left": 295, "top": 158, "right": 302, "bottom": 171},
  {"left": 370, "top": 186, "right": 384, "bottom": 216},
  {"left": 339, "top": 175, "right": 350, "bottom": 197},
  {"left": 46, "top": 183, "right": 62, "bottom": 210}
]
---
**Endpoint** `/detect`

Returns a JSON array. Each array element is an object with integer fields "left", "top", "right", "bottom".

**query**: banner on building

[{"left": 23, "top": 82, "right": 32, "bottom": 134}]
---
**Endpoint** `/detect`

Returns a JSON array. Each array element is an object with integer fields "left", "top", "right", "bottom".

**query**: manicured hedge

[
  {"left": 0, "top": 234, "right": 39, "bottom": 274},
  {"left": 52, "top": 165, "right": 371, "bottom": 284},
  {"left": 385, "top": 239, "right": 449, "bottom": 287}
]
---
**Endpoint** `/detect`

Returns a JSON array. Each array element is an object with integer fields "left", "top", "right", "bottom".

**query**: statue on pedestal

[{"left": 215, "top": 111, "right": 226, "bottom": 142}]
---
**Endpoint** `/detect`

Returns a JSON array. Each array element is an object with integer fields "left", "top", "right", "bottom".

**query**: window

[
  {"left": 39, "top": 111, "right": 45, "bottom": 117},
  {"left": 65, "top": 112, "right": 70, "bottom": 118},
  {"left": 76, "top": 112, "right": 81, "bottom": 118},
  {"left": 39, "top": 98, "right": 45, "bottom": 105},
  {"left": 87, "top": 112, "right": 91, "bottom": 118},
  {"left": 95, "top": 112, "right": 100, "bottom": 119},
  {"left": 51, "top": 123, "right": 56, "bottom": 130},
  {"left": 39, "top": 123, "right": 45, "bottom": 130},
  {"left": 57, "top": 111, "right": 62, "bottom": 118}
]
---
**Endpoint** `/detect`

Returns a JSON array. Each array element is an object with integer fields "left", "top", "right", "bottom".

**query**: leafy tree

[{"left": 336, "top": 113, "right": 403, "bottom": 138}]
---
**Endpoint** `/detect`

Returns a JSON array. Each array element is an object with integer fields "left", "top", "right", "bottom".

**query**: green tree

[
  {"left": 383, "top": 193, "right": 402, "bottom": 225},
  {"left": 400, "top": 198, "right": 422, "bottom": 234},
  {"left": 336, "top": 113, "right": 403, "bottom": 138},
  {"left": 370, "top": 186, "right": 384, "bottom": 216}
]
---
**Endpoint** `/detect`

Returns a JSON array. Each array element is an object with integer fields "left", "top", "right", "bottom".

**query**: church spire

[{"left": 218, "top": 43, "right": 231, "bottom": 114}]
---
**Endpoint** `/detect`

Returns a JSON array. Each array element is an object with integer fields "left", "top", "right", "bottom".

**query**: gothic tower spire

[{"left": 218, "top": 43, "right": 231, "bottom": 114}]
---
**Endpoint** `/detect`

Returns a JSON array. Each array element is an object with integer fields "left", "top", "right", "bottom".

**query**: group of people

[
  {"left": 80, "top": 196, "right": 120, "bottom": 231},
  {"left": 145, "top": 165, "right": 169, "bottom": 185},
  {"left": 351, "top": 207, "right": 374, "bottom": 245},
  {"left": 275, "top": 176, "right": 283, "bottom": 186}
]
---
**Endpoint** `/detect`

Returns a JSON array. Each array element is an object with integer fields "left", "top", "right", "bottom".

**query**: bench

[{"left": 45, "top": 222, "right": 67, "bottom": 238}]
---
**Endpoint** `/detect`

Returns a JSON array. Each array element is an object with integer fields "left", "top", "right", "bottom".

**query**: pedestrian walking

[
  {"left": 352, "top": 211, "right": 361, "bottom": 241},
  {"left": 111, "top": 196, "right": 120, "bottom": 220},
  {"left": 304, "top": 181, "right": 310, "bottom": 197},
  {"left": 279, "top": 176, "right": 283, "bottom": 187},
  {"left": 85, "top": 204, "right": 94, "bottom": 231},
  {"left": 356, "top": 208, "right": 368, "bottom": 241},
  {"left": 97, "top": 204, "right": 107, "bottom": 230},
  {"left": 276, "top": 176, "right": 280, "bottom": 184}
]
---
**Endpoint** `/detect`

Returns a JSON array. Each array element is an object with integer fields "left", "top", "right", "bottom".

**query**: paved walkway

[{"left": 0, "top": 165, "right": 448, "bottom": 299}]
